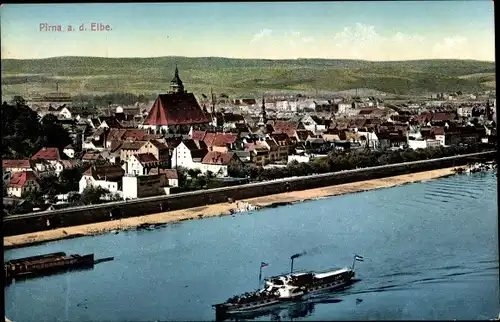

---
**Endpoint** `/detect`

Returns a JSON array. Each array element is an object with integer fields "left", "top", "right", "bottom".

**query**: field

[{"left": 1, "top": 56, "right": 496, "bottom": 100}]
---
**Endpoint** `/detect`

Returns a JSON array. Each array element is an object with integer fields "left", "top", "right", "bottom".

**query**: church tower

[
  {"left": 258, "top": 95, "right": 267, "bottom": 126},
  {"left": 170, "top": 65, "right": 185, "bottom": 94},
  {"left": 486, "top": 100, "right": 493, "bottom": 121}
]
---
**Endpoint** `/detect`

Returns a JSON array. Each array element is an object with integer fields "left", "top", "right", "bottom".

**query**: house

[
  {"left": 79, "top": 165, "right": 125, "bottom": 195},
  {"left": 122, "top": 174, "right": 164, "bottom": 200},
  {"left": 125, "top": 153, "right": 160, "bottom": 176},
  {"left": 2, "top": 160, "right": 33, "bottom": 174},
  {"left": 261, "top": 139, "right": 280, "bottom": 162},
  {"left": 63, "top": 145, "right": 76, "bottom": 158},
  {"left": 58, "top": 106, "right": 73, "bottom": 119},
  {"left": 149, "top": 168, "right": 179, "bottom": 187},
  {"left": 82, "top": 152, "right": 104, "bottom": 163},
  {"left": 270, "top": 132, "right": 291, "bottom": 161},
  {"left": 299, "top": 114, "right": 319, "bottom": 133},
  {"left": 377, "top": 131, "right": 407, "bottom": 149},
  {"left": 136, "top": 139, "right": 170, "bottom": 167},
  {"left": 200, "top": 151, "right": 243, "bottom": 177},
  {"left": 7, "top": 171, "right": 40, "bottom": 198},
  {"left": 431, "top": 127, "right": 446, "bottom": 146},
  {"left": 204, "top": 132, "right": 240, "bottom": 152},
  {"left": 337, "top": 102, "right": 352, "bottom": 114},
  {"left": 356, "top": 131, "right": 379, "bottom": 149},
  {"left": 270, "top": 121, "right": 299, "bottom": 140},
  {"left": 171, "top": 139, "right": 208, "bottom": 168},
  {"left": 31, "top": 147, "right": 62, "bottom": 172},
  {"left": 31, "top": 147, "right": 61, "bottom": 162},
  {"left": 120, "top": 141, "right": 147, "bottom": 162},
  {"left": 245, "top": 143, "right": 270, "bottom": 166},
  {"left": 408, "top": 138, "right": 441, "bottom": 150}
]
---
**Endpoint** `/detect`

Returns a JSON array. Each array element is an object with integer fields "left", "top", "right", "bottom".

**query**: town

[{"left": 2, "top": 66, "right": 497, "bottom": 215}]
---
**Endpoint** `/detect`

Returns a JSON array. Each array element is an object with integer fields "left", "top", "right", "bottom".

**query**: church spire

[
  {"left": 258, "top": 94, "right": 267, "bottom": 126},
  {"left": 170, "top": 64, "right": 185, "bottom": 94}
]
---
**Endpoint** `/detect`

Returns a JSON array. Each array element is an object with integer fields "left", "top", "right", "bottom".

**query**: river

[{"left": 4, "top": 172, "right": 499, "bottom": 321}]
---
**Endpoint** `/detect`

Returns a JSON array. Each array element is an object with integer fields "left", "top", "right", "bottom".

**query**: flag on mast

[
  {"left": 261, "top": 262, "right": 269, "bottom": 268},
  {"left": 354, "top": 255, "right": 364, "bottom": 262}
]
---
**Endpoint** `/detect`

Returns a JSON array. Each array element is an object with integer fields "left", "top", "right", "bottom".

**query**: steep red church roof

[{"left": 143, "top": 93, "right": 211, "bottom": 126}]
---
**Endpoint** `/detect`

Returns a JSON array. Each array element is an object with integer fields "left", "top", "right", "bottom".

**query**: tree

[
  {"left": 80, "top": 186, "right": 109, "bottom": 205},
  {"left": 11, "top": 95, "right": 26, "bottom": 106},
  {"left": 187, "top": 168, "right": 201, "bottom": 179},
  {"left": 40, "top": 114, "right": 72, "bottom": 150},
  {"left": 21, "top": 190, "right": 45, "bottom": 206},
  {"left": 59, "top": 166, "right": 86, "bottom": 193}
]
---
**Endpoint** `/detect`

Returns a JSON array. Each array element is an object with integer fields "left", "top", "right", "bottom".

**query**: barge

[{"left": 5, "top": 252, "right": 95, "bottom": 281}]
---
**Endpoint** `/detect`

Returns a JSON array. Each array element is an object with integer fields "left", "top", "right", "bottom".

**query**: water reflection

[{"left": 220, "top": 282, "right": 359, "bottom": 321}]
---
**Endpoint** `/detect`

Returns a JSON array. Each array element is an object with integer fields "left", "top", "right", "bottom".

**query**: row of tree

[{"left": 228, "top": 144, "right": 491, "bottom": 181}]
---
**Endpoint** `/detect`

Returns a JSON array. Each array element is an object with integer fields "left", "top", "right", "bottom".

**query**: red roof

[
  {"left": 432, "top": 112, "right": 457, "bottom": 122},
  {"left": 272, "top": 121, "right": 297, "bottom": 138},
  {"left": 83, "top": 152, "right": 103, "bottom": 160},
  {"left": 192, "top": 130, "right": 207, "bottom": 141},
  {"left": 8, "top": 171, "right": 38, "bottom": 188},
  {"left": 431, "top": 126, "right": 445, "bottom": 135},
  {"left": 122, "top": 129, "right": 147, "bottom": 141},
  {"left": 3, "top": 160, "right": 32, "bottom": 169},
  {"left": 150, "top": 168, "right": 179, "bottom": 179},
  {"left": 31, "top": 147, "right": 61, "bottom": 161},
  {"left": 210, "top": 133, "right": 238, "bottom": 147},
  {"left": 203, "top": 132, "right": 217, "bottom": 146},
  {"left": 134, "top": 153, "right": 158, "bottom": 165},
  {"left": 201, "top": 151, "right": 237, "bottom": 165},
  {"left": 143, "top": 93, "right": 211, "bottom": 126}
]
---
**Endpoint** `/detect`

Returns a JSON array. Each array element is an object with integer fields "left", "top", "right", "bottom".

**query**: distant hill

[{"left": 1, "top": 56, "right": 496, "bottom": 99}]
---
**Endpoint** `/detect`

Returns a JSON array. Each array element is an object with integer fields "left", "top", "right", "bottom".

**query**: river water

[{"left": 4, "top": 172, "right": 499, "bottom": 321}]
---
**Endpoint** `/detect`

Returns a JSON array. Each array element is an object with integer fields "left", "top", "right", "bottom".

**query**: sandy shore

[{"left": 4, "top": 167, "right": 458, "bottom": 249}]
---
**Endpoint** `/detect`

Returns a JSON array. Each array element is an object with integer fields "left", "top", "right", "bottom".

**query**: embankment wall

[{"left": 4, "top": 151, "right": 495, "bottom": 236}]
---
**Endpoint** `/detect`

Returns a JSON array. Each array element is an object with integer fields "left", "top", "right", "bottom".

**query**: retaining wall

[{"left": 4, "top": 151, "right": 495, "bottom": 236}]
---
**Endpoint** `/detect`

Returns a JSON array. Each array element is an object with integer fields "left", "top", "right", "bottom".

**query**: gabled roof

[
  {"left": 191, "top": 130, "right": 207, "bottom": 141},
  {"left": 201, "top": 151, "right": 237, "bottom": 165},
  {"left": 8, "top": 171, "right": 38, "bottom": 188},
  {"left": 296, "top": 129, "right": 313, "bottom": 141},
  {"left": 182, "top": 139, "right": 208, "bottom": 151},
  {"left": 265, "top": 139, "right": 279, "bottom": 150},
  {"left": 149, "top": 139, "right": 169, "bottom": 150},
  {"left": 149, "top": 168, "right": 179, "bottom": 179},
  {"left": 121, "top": 141, "right": 147, "bottom": 151},
  {"left": 122, "top": 129, "right": 147, "bottom": 141},
  {"left": 3, "top": 160, "right": 32, "bottom": 169},
  {"left": 83, "top": 152, "right": 104, "bottom": 160},
  {"left": 431, "top": 126, "right": 445, "bottom": 136},
  {"left": 99, "top": 116, "right": 123, "bottom": 128},
  {"left": 210, "top": 133, "right": 238, "bottom": 147},
  {"left": 133, "top": 153, "right": 159, "bottom": 165},
  {"left": 83, "top": 165, "right": 124, "bottom": 181},
  {"left": 31, "top": 147, "right": 61, "bottom": 161},
  {"left": 270, "top": 132, "right": 291, "bottom": 142},
  {"left": 143, "top": 92, "right": 211, "bottom": 126}
]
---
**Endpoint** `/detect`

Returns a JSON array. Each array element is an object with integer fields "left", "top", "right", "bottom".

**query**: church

[{"left": 141, "top": 66, "right": 211, "bottom": 134}]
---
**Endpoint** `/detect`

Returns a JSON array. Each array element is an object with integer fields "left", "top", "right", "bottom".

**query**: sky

[{"left": 0, "top": 2, "right": 495, "bottom": 61}]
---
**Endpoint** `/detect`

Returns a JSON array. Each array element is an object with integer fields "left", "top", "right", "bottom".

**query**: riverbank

[{"left": 4, "top": 167, "right": 459, "bottom": 249}]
